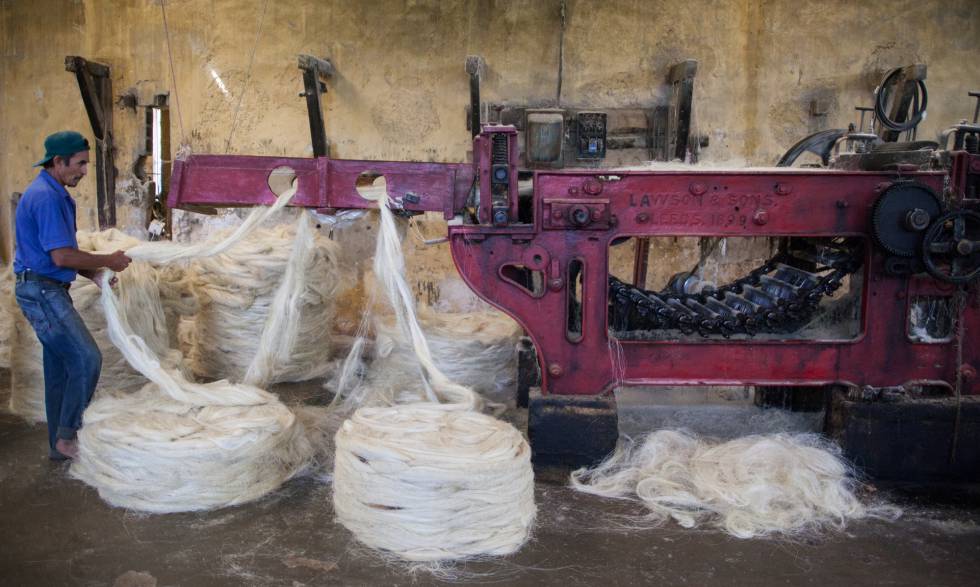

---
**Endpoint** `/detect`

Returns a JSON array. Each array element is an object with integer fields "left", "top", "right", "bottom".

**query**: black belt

[{"left": 15, "top": 270, "right": 71, "bottom": 290}]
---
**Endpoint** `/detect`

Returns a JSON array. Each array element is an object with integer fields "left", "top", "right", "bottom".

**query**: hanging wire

[
  {"left": 160, "top": 1, "right": 186, "bottom": 145},
  {"left": 225, "top": 0, "right": 272, "bottom": 153}
]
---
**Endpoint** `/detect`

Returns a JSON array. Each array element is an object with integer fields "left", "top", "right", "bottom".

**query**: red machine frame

[{"left": 168, "top": 132, "right": 980, "bottom": 399}]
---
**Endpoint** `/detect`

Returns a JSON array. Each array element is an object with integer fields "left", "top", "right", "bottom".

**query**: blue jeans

[{"left": 14, "top": 279, "right": 102, "bottom": 451}]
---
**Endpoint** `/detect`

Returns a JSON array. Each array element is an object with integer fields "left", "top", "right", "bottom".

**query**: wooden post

[{"left": 65, "top": 56, "right": 115, "bottom": 229}]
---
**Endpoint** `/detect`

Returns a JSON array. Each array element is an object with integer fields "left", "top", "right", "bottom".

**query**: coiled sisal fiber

[
  {"left": 333, "top": 405, "right": 535, "bottom": 561},
  {"left": 570, "top": 430, "right": 900, "bottom": 538},
  {"left": 70, "top": 188, "right": 315, "bottom": 512},
  {"left": 331, "top": 184, "right": 535, "bottom": 561},
  {"left": 70, "top": 271, "right": 312, "bottom": 513},
  {"left": 364, "top": 309, "right": 522, "bottom": 406},
  {"left": 186, "top": 217, "right": 340, "bottom": 386}
]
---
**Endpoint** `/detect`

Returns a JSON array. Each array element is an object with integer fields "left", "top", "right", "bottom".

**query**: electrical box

[
  {"left": 525, "top": 109, "right": 565, "bottom": 168},
  {"left": 576, "top": 111, "right": 607, "bottom": 160}
]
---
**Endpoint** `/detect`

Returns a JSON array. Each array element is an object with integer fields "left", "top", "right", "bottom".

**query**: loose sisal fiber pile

[
  {"left": 570, "top": 429, "right": 899, "bottom": 538},
  {"left": 330, "top": 182, "right": 536, "bottom": 562},
  {"left": 333, "top": 405, "right": 535, "bottom": 561},
  {"left": 70, "top": 188, "right": 317, "bottom": 512}
]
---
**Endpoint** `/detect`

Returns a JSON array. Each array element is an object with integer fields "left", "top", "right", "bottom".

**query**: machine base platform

[{"left": 527, "top": 389, "right": 619, "bottom": 482}]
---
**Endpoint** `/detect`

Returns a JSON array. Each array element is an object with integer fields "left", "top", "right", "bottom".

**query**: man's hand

[
  {"left": 105, "top": 250, "right": 132, "bottom": 272},
  {"left": 86, "top": 269, "right": 118, "bottom": 290}
]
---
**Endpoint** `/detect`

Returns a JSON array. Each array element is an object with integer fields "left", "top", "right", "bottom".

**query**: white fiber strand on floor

[
  {"left": 329, "top": 185, "right": 535, "bottom": 562},
  {"left": 333, "top": 405, "right": 535, "bottom": 561},
  {"left": 570, "top": 430, "right": 900, "bottom": 538}
]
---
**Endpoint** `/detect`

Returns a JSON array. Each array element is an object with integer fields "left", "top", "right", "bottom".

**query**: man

[{"left": 13, "top": 130, "right": 132, "bottom": 460}]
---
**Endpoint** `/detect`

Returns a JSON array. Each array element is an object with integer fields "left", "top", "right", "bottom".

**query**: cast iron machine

[{"left": 166, "top": 59, "right": 980, "bottom": 479}]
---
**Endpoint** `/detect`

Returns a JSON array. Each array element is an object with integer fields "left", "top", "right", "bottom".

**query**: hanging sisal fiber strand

[
  {"left": 570, "top": 429, "right": 900, "bottom": 539},
  {"left": 330, "top": 182, "right": 536, "bottom": 562}
]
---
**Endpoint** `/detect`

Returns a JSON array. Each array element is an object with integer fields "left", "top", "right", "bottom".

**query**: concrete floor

[{"left": 2, "top": 372, "right": 980, "bottom": 586}]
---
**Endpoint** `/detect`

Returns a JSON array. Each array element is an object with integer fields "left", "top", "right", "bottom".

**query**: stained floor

[{"left": 1, "top": 371, "right": 979, "bottom": 586}]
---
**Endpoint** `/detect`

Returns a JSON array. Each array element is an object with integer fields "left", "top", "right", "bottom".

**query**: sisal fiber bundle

[
  {"left": 70, "top": 271, "right": 312, "bottom": 513},
  {"left": 330, "top": 183, "right": 535, "bottom": 562},
  {"left": 184, "top": 214, "right": 340, "bottom": 386},
  {"left": 366, "top": 309, "right": 522, "bottom": 405},
  {"left": 333, "top": 404, "right": 535, "bottom": 561},
  {"left": 70, "top": 188, "right": 317, "bottom": 512},
  {"left": 570, "top": 429, "right": 899, "bottom": 538}
]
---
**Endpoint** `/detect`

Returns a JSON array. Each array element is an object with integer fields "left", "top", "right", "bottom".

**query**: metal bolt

[
  {"left": 905, "top": 208, "right": 931, "bottom": 231},
  {"left": 775, "top": 183, "right": 792, "bottom": 195},
  {"left": 570, "top": 206, "right": 590, "bottom": 226},
  {"left": 753, "top": 210, "right": 769, "bottom": 225},
  {"left": 636, "top": 212, "right": 650, "bottom": 224},
  {"left": 568, "top": 187, "right": 580, "bottom": 196},
  {"left": 493, "top": 209, "right": 509, "bottom": 225},
  {"left": 552, "top": 209, "right": 563, "bottom": 219},
  {"left": 591, "top": 209, "right": 602, "bottom": 220},
  {"left": 690, "top": 182, "right": 707, "bottom": 196},
  {"left": 548, "top": 278, "right": 564, "bottom": 291},
  {"left": 961, "top": 364, "right": 977, "bottom": 381},
  {"left": 957, "top": 239, "right": 974, "bottom": 255},
  {"left": 548, "top": 363, "right": 563, "bottom": 377},
  {"left": 583, "top": 178, "right": 603, "bottom": 195}
]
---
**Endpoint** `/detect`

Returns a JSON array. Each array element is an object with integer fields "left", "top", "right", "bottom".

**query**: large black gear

[{"left": 871, "top": 183, "right": 943, "bottom": 257}]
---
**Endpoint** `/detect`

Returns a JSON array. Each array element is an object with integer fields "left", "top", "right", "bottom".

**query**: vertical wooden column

[{"left": 65, "top": 56, "right": 115, "bottom": 229}]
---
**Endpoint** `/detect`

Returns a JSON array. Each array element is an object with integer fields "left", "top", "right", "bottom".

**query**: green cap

[{"left": 34, "top": 131, "right": 90, "bottom": 167}]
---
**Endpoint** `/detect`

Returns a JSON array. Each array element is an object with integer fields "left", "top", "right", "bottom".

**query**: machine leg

[
  {"left": 515, "top": 337, "right": 539, "bottom": 409},
  {"left": 527, "top": 388, "right": 619, "bottom": 482},
  {"left": 826, "top": 387, "right": 980, "bottom": 482},
  {"left": 754, "top": 385, "right": 828, "bottom": 412}
]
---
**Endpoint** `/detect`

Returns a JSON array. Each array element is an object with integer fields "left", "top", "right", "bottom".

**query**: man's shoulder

[{"left": 22, "top": 175, "right": 64, "bottom": 206}]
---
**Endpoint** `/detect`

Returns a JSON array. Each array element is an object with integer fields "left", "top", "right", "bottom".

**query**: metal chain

[{"left": 610, "top": 240, "right": 864, "bottom": 338}]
